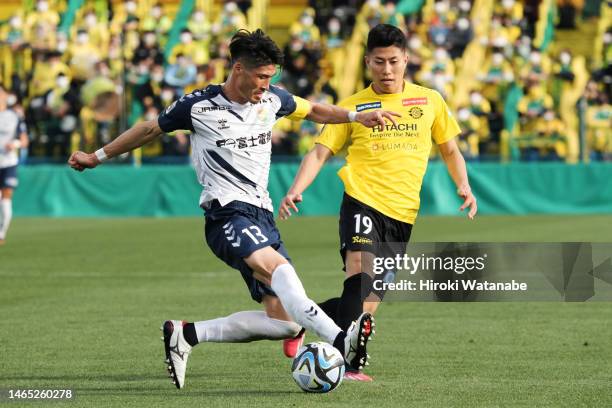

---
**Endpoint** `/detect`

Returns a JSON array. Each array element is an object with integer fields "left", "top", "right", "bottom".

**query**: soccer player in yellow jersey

[{"left": 279, "top": 24, "right": 478, "bottom": 380}]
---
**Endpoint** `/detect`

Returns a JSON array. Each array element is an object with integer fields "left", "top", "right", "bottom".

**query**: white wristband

[
  {"left": 12, "top": 140, "right": 22, "bottom": 149},
  {"left": 348, "top": 111, "right": 358, "bottom": 122},
  {"left": 95, "top": 148, "right": 108, "bottom": 162}
]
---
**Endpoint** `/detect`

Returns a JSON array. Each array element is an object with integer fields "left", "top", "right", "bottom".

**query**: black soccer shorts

[
  {"left": 339, "top": 193, "right": 413, "bottom": 299},
  {"left": 204, "top": 200, "right": 291, "bottom": 303}
]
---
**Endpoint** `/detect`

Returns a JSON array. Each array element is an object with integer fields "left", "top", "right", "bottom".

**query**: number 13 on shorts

[
  {"left": 242, "top": 226, "right": 268, "bottom": 244},
  {"left": 223, "top": 222, "right": 269, "bottom": 247}
]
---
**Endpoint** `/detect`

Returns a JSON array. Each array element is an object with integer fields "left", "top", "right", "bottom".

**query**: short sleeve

[
  {"left": 269, "top": 85, "right": 312, "bottom": 120},
  {"left": 157, "top": 97, "right": 195, "bottom": 133},
  {"left": 431, "top": 91, "right": 461, "bottom": 145},
  {"left": 314, "top": 123, "right": 350, "bottom": 154}
]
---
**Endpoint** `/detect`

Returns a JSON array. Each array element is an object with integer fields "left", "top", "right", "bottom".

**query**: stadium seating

[{"left": 0, "top": 0, "right": 609, "bottom": 162}]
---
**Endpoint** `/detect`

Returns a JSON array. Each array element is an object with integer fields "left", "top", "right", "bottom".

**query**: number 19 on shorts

[{"left": 354, "top": 214, "right": 372, "bottom": 234}]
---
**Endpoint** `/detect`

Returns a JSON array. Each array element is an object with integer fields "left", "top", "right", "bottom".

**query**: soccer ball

[{"left": 291, "top": 342, "right": 345, "bottom": 393}]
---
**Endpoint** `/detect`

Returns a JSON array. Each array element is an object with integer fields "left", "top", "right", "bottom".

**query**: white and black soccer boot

[
  {"left": 343, "top": 312, "right": 375, "bottom": 371},
  {"left": 161, "top": 320, "right": 192, "bottom": 389}
]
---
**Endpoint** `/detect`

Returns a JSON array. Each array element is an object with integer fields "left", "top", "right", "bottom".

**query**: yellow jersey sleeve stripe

[{"left": 285, "top": 96, "right": 312, "bottom": 120}]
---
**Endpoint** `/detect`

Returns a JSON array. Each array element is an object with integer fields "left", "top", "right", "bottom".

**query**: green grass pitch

[{"left": 1, "top": 215, "right": 611, "bottom": 407}]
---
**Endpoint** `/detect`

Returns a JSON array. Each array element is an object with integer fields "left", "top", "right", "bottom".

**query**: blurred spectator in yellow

[
  {"left": 122, "top": 16, "right": 142, "bottom": 62},
  {"left": 520, "top": 49, "right": 552, "bottom": 84},
  {"left": 467, "top": 90, "right": 492, "bottom": 144},
  {"left": 428, "top": 0, "right": 452, "bottom": 47},
  {"left": 603, "top": 29, "right": 611, "bottom": 67},
  {"left": 111, "top": 0, "right": 139, "bottom": 36},
  {"left": 324, "top": 17, "right": 344, "bottom": 49},
  {"left": 107, "top": 34, "right": 125, "bottom": 79},
  {"left": 419, "top": 47, "right": 455, "bottom": 97},
  {"left": 0, "top": 14, "right": 28, "bottom": 90},
  {"left": 213, "top": 2, "right": 247, "bottom": 43},
  {"left": 74, "top": 10, "right": 110, "bottom": 57},
  {"left": 29, "top": 51, "right": 70, "bottom": 99},
  {"left": 551, "top": 49, "right": 576, "bottom": 109},
  {"left": 43, "top": 73, "right": 80, "bottom": 158},
  {"left": 497, "top": 0, "right": 524, "bottom": 24},
  {"left": 518, "top": 84, "right": 554, "bottom": 132},
  {"left": 513, "top": 35, "right": 533, "bottom": 66},
  {"left": 487, "top": 15, "right": 513, "bottom": 51},
  {"left": 147, "top": 64, "right": 165, "bottom": 98},
  {"left": 169, "top": 29, "right": 207, "bottom": 66},
  {"left": 478, "top": 52, "right": 514, "bottom": 107},
  {"left": 583, "top": 80, "right": 611, "bottom": 161},
  {"left": 282, "top": 36, "right": 318, "bottom": 97},
  {"left": 456, "top": 106, "right": 481, "bottom": 160},
  {"left": 493, "top": 0, "right": 523, "bottom": 44},
  {"left": 1, "top": 14, "right": 26, "bottom": 50},
  {"left": 24, "top": 0, "right": 60, "bottom": 51},
  {"left": 187, "top": 9, "right": 212, "bottom": 64},
  {"left": 67, "top": 30, "right": 102, "bottom": 83},
  {"left": 290, "top": 8, "right": 321, "bottom": 47},
  {"left": 164, "top": 54, "right": 197, "bottom": 96},
  {"left": 405, "top": 34, "right": 429, "bottom": 82},
  {"left": 24, "top": 0, "right": 60, "bottom": 52},
  {"left": 468, "top": 90, "right": 492, "bottom": 117},
  {"left": 382, "top": 2, "right": 406, "bottom": 31},
  {"left": 79, "top": 63, "right": 120, "bottom": 151},
  {"left": 530, "top": 109, "right": 567, "bottom": 160},
  {"left": 141, "top": 3, "right": 172, "bottom": 41},
  {"left": 133, "top": 31, "right": 164, "bottom": 67},
  {"left": 362, "top": 0, "right": 386, "bottom": 30},
  {"left": 456, "top": 0, "right": 471, "bottom": 16},
  {"left": 552, "top": 49, "right": 576, "bottom": 83}
]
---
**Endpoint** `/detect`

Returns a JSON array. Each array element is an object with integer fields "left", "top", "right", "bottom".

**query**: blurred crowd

[
  {"left": 0, "top": 0, "right": 610, "bottom": 163},
  {"left": 0, "top": 0, "right": 252, "bottom": 162}
]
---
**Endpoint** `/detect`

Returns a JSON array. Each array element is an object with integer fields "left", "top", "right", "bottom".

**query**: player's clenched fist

[
  {"left": 279, "top": 193, "right": 303, "bottom": 220},
  {"left": 68, "top": 151, "right": 99, "bottom": 172}
]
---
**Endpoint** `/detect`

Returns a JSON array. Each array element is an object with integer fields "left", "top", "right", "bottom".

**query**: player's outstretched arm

[
  {"left": 438, "top": 139, "right": 478, "bottom": 219},
  {"left": 68, "top": 120, "right": 164, "bottom": 171},
  {"left": 279, "top": 144, "right": 333, "bottom": 220},
  {"left": 305, "top": 102, "right": 400, "bottom": 129}
]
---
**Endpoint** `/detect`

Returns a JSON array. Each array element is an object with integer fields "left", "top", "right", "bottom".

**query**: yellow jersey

[{"left": 315, "top": 81, "right": 460, "bottom": 224}]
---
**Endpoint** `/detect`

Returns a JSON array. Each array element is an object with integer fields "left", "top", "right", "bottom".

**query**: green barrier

[{"left": 13, "top": 162, "right": 612, "bottom": 217}]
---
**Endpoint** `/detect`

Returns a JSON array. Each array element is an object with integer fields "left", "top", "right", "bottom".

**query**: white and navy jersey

[
  {"left": 158, "top": 84, "right": 311, "bottom": 211},
  {"left": 0, "top": 109, "right": 26, "bottom": 169}
]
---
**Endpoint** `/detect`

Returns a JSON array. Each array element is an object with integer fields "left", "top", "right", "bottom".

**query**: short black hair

[
  {"left": 229, "top": 29, "right": 284, "bottom": 68},
  {"left": 367, "top": 24, "right": 407, "bottom": 53}
]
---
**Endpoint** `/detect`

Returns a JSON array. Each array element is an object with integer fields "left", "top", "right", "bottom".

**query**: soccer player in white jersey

[
  {"left": 0, "top": 85, "right": 28, "bottom": 245},
  {"left": 68, "top": 29, "right": 400, "bottom": 389}
]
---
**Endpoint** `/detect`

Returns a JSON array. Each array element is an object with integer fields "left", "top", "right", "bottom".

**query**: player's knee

[
  {"left": 346, "top": 250, "right": 375, "bottom": 275},
  {"left": 246, "top": 247, "right": 289, "bottom": 278}
]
